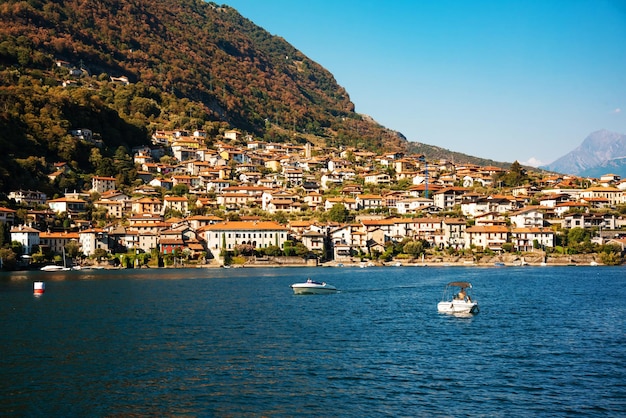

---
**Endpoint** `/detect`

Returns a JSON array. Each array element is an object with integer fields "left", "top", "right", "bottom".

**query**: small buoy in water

[{"left": 33, "top": 281, "right": 45, "bottom": 295}]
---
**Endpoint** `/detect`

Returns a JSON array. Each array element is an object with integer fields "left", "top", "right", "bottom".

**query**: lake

[{"left": 1, "top": 266, "right": 625, "bottom": 417}]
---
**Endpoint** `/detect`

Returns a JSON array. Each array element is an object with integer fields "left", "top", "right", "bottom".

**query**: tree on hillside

[
  {"left": 113, "top": 146, "right": 137, "bottom": 187},
  {"left": 493, "top": 160, "right": 528, "bottom": 187},
  {"left": 328, "top": 203, "right": 349, "bottom": 223}
]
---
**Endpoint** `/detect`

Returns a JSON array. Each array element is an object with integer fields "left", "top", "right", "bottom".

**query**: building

[
  {"left": 91, "top": 176, "right": 117, "bottom": 194},
  {"left": 10, "top": 225, "right": 41, "bottom": 254},
  {"left": 0, "top": 207, "right": 16, "bottom": 225},
  {"left": 47, "top": 197, "right": 87, "bottom": 217},
  {"left": 39, "top": 231, "right": 80, "bottom": 255},
  {"left": 464, "top": 225, "right": 509, "bottom": 251},
  {"left": 203, "top": 221, "right": 289, "bottom": 255},
  {"left": 8, "top": 190, "right": 47, "bottom": 206}
]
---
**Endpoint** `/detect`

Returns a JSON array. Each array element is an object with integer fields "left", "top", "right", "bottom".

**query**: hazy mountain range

[{"left": 541, "top": 130, "right": 626, "bottom": 178}]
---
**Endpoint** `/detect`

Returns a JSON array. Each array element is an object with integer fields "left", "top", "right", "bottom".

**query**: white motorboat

[
  {"left": 290, "top": 279, "right": 338, "bottom": 295},
  {"left": 437, "top": 281, "right": 479, "bottom": 315},
  {"left": 40, "top": 265, "right": 70, "bottom": 272}
]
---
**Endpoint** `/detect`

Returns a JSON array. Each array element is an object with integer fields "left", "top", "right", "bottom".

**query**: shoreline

[{"left": 15, "top": 253, "right": 618, "bottom": 272}]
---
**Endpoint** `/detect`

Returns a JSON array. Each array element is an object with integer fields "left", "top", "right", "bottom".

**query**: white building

[{"left": 10, "top": 225, "right": 41, "bottom": 254}]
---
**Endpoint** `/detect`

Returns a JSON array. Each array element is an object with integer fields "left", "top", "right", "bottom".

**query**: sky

[{"left": 221, "top": 0, "right": 626, "bottom": 166}]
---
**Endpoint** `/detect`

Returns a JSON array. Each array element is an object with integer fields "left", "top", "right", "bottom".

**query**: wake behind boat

[
  {"left": 437, "top": 281, "right": 479, "bottom": 315},
  {"left": 290, "top": 279, "right": 338, "bottom": 295}
]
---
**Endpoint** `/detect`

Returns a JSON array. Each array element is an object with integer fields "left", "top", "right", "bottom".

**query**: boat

[
  {"left": 494, "top": 262, "right": 505, "bottom": 267},
  {"left": 437, "top": 281, "right": 479, "bottom": 315},
  {"left": 40, "top": 247, "right": 72, "bottom": 271},
  {"left": 290, "top": 279, "right": 338, "bottom": 295},
  {"left": 40, "top": 265, "right": 70, "bottom": 272}
]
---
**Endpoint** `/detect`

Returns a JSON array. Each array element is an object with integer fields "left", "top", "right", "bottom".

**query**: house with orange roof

[
  {"left": 47, "top": 197, "right": 87, "bottom": 217},
  {"left": 78, "top": 228, "right": 111, "bottom": 256},
  {"left": 91, "top": 176, "right": 117, "bottom": 194},
  {"left": 94, "top": 199, "right": 124, "bottom": 219},
  {"left": 217, "top": 193, "right": 257, "bottom": 209},
  {"left": 324, "top": 197, "right": 357, "bottom": 211},
  {"left": 39, "top": 231, "right": 80, "bottom": 255},
  {"left": 203, "top": 221, "right": 289, "bottom": 254},
  {"left": 364, "top": 172, "right": 391, "bottom": 185},
  {"left": 303, "top": 192, "right": 323, "bottom": 211},
  {"left": 163, "top": 195, "right": 189, "bottom": 216},
  {"left": 187, "top": 215, "right": 224, "bottom": 231},
  {"left": 410, "top": 217, "right": 444, "bottom": 244},
  {"left": 578, "top": 186, "right": 624, "bottom": 206},
  {"left": 464, "top": 225, "right": 509, "bottom": 251},
  {"left": 432, "top": 187, "right": 469, "bottom": 210},
  {"left": 131, "top": 196, "right": 162, "bottom": 215},
  {"left": 0, "top": 207, "right": 16, "bottom": 225},
  {"left": 355, "top": 194, "right": 383, "bottom": 211},
  {"left": 10, "top": 225, "right": 40, "bottom": 254},
  {"left": 474, "top": 212, "right": 508, "bottom": 227}
]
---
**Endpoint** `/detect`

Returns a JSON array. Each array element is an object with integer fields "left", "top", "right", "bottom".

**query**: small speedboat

[
  {"left": 290, "top": 279, "right": 338, "bottom": 295},
  {"left": 437, "top": 281, "right": 479, "bottom": 315}
]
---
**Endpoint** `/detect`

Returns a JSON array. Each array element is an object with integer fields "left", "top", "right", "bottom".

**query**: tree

[
  {"left": 567, "top": 227, "right": 589, "bottom": 246},
  {"left": 10, "top": 241, "right": 24, "bottom": 257},
  {"left": 93, "top": 248, "right": 108, "bottom": 262},
  {"left": 0, "top": 248, "right": 17, "bottom": 270},
  {"left": 65, "top": 240, "right": 81, "bottom": 259},
  {"left": 113, "top": 146, "right": 136, "bottom": 186},
  {"left": 328, "top": 203, "right": 349, "bottom": 223},
  {"left": 171, "top": 184, "right": 189, "bottom": 196},
  {"left": 403, "top": 240, "right": 424, "bottom": 257}
]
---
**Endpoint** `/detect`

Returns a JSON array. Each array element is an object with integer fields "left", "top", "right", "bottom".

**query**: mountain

[
  {"left": 407, "top": 142, "right": 515, "bottom": 169},
  {"left": 541, "top": 130, "right": 626, "bottom": 177},
  {"left": 0, "top": 0, "right": 408, "bottom": 194}
]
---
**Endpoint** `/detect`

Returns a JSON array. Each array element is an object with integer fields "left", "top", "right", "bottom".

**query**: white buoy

[{"left": 33, "top": 281, "right": 45, "bottom": 295}]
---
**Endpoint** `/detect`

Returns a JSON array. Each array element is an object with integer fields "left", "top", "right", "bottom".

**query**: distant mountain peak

[{"left": 541, "top": 130, "right": 626, "bottom": 176}]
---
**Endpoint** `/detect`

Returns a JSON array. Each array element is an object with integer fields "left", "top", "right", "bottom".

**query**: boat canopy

[{"left": 447, "top": 281, "right": 472, "bottom": 288}]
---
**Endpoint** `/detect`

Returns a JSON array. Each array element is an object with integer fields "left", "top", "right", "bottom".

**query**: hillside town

[{"left": 2, "top": 128, "right": 626, "bottom": 269}]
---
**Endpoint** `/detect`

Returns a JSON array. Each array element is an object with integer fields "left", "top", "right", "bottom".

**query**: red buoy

[{"left": 33, "top": 281, "right": 45, "bottom": 295}]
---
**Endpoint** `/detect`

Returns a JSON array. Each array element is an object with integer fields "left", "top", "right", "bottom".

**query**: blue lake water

[{"left": 1, "top": 266, "right": 625, "bottom": 417}]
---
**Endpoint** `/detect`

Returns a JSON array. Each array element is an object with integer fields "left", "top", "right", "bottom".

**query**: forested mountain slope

[{"left": 0, "top": 0, "right": 407, "bottom": 194}]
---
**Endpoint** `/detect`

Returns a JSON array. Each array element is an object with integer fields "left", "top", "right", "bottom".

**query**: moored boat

[
  {"left": 40, "top": 265, "right": 70, "bottom": 272},
  {"left": 437, "top": 281, "right": 479, "bottom": 315},
  {"left": 290, "top": 279, "right": 338, "bottom": 295}
]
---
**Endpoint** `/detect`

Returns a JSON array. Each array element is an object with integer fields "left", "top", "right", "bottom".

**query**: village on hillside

[{"left": 2, "top": 128, "right": 626, "bottom": 269}]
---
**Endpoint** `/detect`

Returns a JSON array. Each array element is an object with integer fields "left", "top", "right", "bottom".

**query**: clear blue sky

[{"left": 221, "top": 0, "right": 626, "bottom": 166}]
